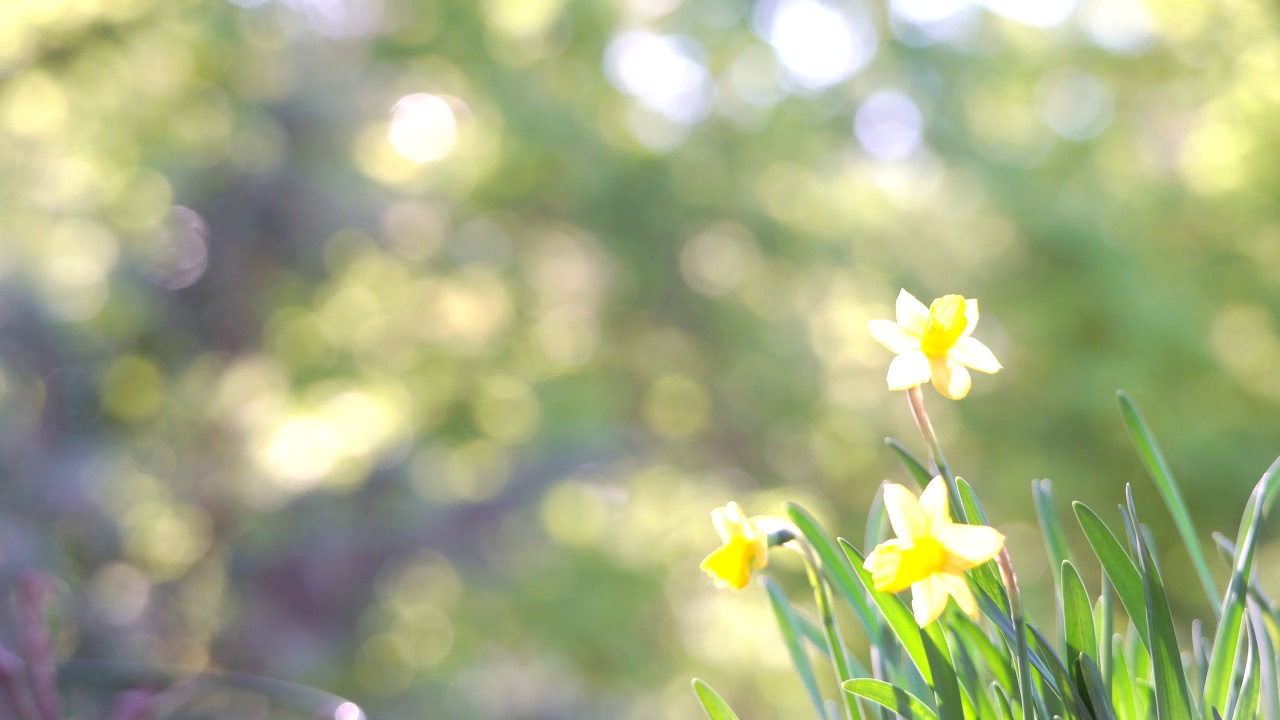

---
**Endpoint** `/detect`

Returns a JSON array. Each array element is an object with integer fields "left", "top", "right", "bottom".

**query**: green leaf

[
  {"left": 764, "top": 577, "right": 828, "bottom": 719},
  {"left": 1127, "top": 487, "right": 1199, "bottom": 720},
  {"left": 1034, "top": 480, "right": 1072, "bottom": 586},
  {"left": 1224, "top": 625, "right": 1259, "bottom": 720},
  {"left": 991, "top": 683, "right": 1015, "bottom": 720},
  {"left": 1027, "top": 624, "right": 1093, "bottom": 719},
  {"left": 885, "top": 437, "right": 932, "bottom": 490},
  {"left": 949, "top": 614, "right": 1017, "bottom": 699},
  {"left": 1078, "top": 653, "right": 1119, "bottom": 720},
  {"left": 1246, "top": 600, "right": 1280, "bottom": 720},
  {"left": 844, "top": 679, "right": 938, "bottom": 720},
  {"left": 1203, "top": 455, "right": 1280, "bottom": 719},
  {"left": 1061, "top": 561, "right": 1099, "bottom": 704},
  {"left": 1117, "top": 391, "right": 1219, "bottom": 609},
  {"left": 956, "top": 478, "right": 1009, "bottom": 617},
  {"left": 692, "top": 679, "right": 742, "bottom": 720},
  {"left": 1073, "top": 502, "right": 1149, "bottom": 651},
  {"left": 785, "top": 503, "right": 878, "bottom": 635},
  {"left": 1111, "top": 634, "right": 1136, "bottom": 720}
]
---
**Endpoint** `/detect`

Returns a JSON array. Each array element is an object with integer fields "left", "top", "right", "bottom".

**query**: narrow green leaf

[
  {"left": 1078, "top": 653, "right": 1118, "bottom": 720},
  {"left": 1203, "top": 455, "right": 1280, "bottom": 718},
  {"left": 1127, "top": 487, "right": 1199, "bottom": 720},
  {"left": 947, "top": 624, "right": 998, "bottom": 720},
  {"left": 786, "top": 503, "right": 878, "bottom": 634},
  {"left": 956, "top": 478, "right": 1010, "bottom": 617},
  {"left": 1096, "top": 577, "right": 1113, "bottom": 690},
  {"left": 765, "top": 577, "right": 828, "bottom": 719},
  {"left": 950, "top": 614, "right": 1017, "bottom": 698},
  {"left": 692, "top": 679, "right": 742, "bottom": 720},
  {"left": 885, "top": 437, "right": 932, "bottom": 490},
  {"left": 1035, "top": 480, "right": 1072, "bottom": 586},
  {"left": 1061, "top": 560, "right": 1099, "bottom": 704},
  {"left": 1111, "top": 635, "right": 1135, "bottom": 720},
  {"left": 1247, "top": 600, "right": 1280, "bottom": 720},
  {"left": 1117, "top": 391, "right": 1219, "bottom": 608},
  {"left": 1073, "top": 502, "right": 1149, "bottom": 650},
  {"left": 1133, "top": 679, "right": 1153, "bottom": 720},
  {"left": 991, "top": 683, "right": 1015, "bottom": 720},
  {"left": 1224, "top": 625, "right": 1259, "bottom": 720},
  {"left": 844, "top": 679, "right": 938, "bottom": 720},
  {"left": 1028, "top": 624, "right": 1094, "bottom": 719}
]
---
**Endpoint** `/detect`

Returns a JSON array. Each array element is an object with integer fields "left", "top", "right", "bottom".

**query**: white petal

[
  {"left": 918, "top": 476, "right": 950, "bottom": 532},
  {"left": 939, "top": 524, "right": 1005, "bottom": 571},
  {"left": 895, "top": 289, "right": 930, "bottom": 334},
  {"left": 950, "top": 336, "right": 1001, "bottom": 374},
  {"left": 882, "top": 483, "right": 927, "bottom": 541},
  {"left": 963, "top": 298, "right": 979, "bottom": 336},
  {"left": 929, "top": 356, "right": 971, "bottom": 400},
  {"left": 869, "top": 319, "right": 921, "bottom": 354},
  {"left": 887, "top": 350, "right": 931, "bottom": 391},
  {"left": 940, "top": 573, "right": 978, "bottom": 619},
  {"left": 911, "top": 575, "right": 949, "bottom": 627}
]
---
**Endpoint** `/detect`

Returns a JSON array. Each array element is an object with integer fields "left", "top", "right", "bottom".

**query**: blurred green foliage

[{"left": 0, "top": 0, "right": 1278, "bottom": 717}]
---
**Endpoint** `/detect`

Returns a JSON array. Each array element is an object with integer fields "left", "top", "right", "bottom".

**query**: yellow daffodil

[
  {"left": 700, "top": 502, "right": 770, "bottom": 591},
  {"left": 868, "top": 289, "right": 1002, "bottom": 400},
  {"left": 863, "top": 476, "right": 1005, "bottom": 627}
]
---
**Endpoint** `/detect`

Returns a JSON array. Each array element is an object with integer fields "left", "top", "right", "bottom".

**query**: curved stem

[
  {"left": 905, "top": 386, "right": 964, "bottom": 523},
  {"left": 796, "top": 540, "right": 859, "bottom": 720},
  {"left": 997, "top": 547, "right": 1034, "bottom": 720}
]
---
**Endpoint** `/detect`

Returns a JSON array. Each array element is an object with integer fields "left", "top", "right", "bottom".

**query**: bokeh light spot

[
  {"left": 643, "top": 375, "right": 711, "bottom": 439},
  {"left": 388, "top": 93, "right": 458, "bottom": 163},
  {"left": 604, "top": 31, "right": 711, "bottom": 124},
  {"left": 755, "top": 0, "right": 878, "bottom": 91},
  {"left": 855, "top": 90, "right": 925, "bottom": 161},
  {"left": 1035, "top": 70, "right": 1114, "bottom": 141}
]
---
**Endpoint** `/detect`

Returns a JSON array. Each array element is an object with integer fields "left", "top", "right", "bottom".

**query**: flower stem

[
  {"left": 905, "top": 386, "right": 965, "bottom": 522},
  {"left": 797, "top": 541, "right": 859, "bottom": 720},
  {"left": 997, "top": 547, "right": 1034, "bottom": 720}
]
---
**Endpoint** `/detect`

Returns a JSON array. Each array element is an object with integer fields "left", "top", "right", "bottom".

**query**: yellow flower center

[{"left": 920, "top": 295, "right": 967, "bottom": 358}]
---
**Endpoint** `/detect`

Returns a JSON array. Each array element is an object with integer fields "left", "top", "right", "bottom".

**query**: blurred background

[{"left": 2, "top": 0, "right": 1279, "bottom": 717}]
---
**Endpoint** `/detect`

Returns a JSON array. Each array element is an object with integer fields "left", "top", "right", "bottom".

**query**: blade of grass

[
  {"left": 1224, "top": 625, "right": 1258, "bottom": 720},
  {"left": 692, "top": 679, "right": 742, "bottom": 720},
  {"left": 1078, "top": 653, "right": 1118, "bottom": 720},
  {"left": 1062, "top": 560, "right": 1098, "bottom": 706},
  {"left": 1117, "top": 391, "right": 1219, "bottom": 608},
  {"left": 1111, "top": 636, "right": 1135, "bottom": 720},
  {"left": 765, "top": 577, "right": 828, "bottom": 719},
  {"left": 992, "top": 683, "right": 1015, "bottom": 720},
  {"left": 786, "top": 503, "right": 878, "bottom": 634},
  {"left": 885, "top": 437, "right": 932, "bottom": 490},
  {"left": 1034, "top": 480, "right": 1071, "bottom": 586},
  {"left": 1028, "top": 624, "right": 1094, "bottom": 719},
  {"left": 844, "top": 679, "right": 938, "bottom": 720},
  {"left": 1203, "top": 454, "right": 1280, "bottom": 718},
  {"left": 956, "top": 478, "right": 1010, "bottom": 617},
  {"left": 1127, "top": 486, "right": 1199, "bottom": 720},
  {"left": 1073, "top": 502, "right": 1149, "bottom": 650}
]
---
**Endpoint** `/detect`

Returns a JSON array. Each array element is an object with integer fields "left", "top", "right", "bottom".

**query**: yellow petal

[
  {"left": 929, "top": 356, "right": 971, "bottom": 400},
  {"left": 869, "top": 319, "right": 921, "bottom": 354},
  {"left": 895, "top": 289, "right": 929, "bottom": 334},
  {"left": 882, "top": 483, "right": 928, "bottom": 541},
  {"left": 963, "top": 298, "right": 979, "bottom": 336},
  {"left": 700, "top": 535, "right": 756, "bottom": 590},
  {"left": 940, "top": 573, "right": 978, "bottom": 619},
  {"left": 887, "top": 350, "right": 931, "bottom": 391},
  {"left": 918, "top": 476, "right": 950, "bottom": 532},
  {"left": 864, "top": 540, "right": 913, "bottom": 594},
  {"left": 911, "top": 575, "right": 949, "bottom": 627},
  {"left": 939, "top": 524, "right": 1005, "bottom": 571},
  {"left": 950, "top": 336, "right": 1001, "bottom": 374}
]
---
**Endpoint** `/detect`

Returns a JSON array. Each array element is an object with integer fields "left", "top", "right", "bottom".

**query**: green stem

[
  {"left": 997, "top": 547, "right": 1034, "bottom": 720},
  {"left": 905, "top": 386, "right": 965, "bottom": 523},
  {"left": 798, "top": 540, "right": 860, "bottom": 720}
]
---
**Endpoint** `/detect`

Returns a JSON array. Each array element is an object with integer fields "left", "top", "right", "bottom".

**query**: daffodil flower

[
  {"left": 869, "top": 290, "right": 1002, "bottom": 400},
  {"left": 863, "top": 476, "right": 1005, "bottom": 627},
  {"left": 700, "top": 502, "right": 770, "bottom": 591}
]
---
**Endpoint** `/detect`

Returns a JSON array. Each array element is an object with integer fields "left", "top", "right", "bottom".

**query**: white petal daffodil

[
  {"left": 863, "top": 476, "right": 1006, "bottom": 627},
  {"left": 868, "top": 290, "right": 1002, "bottom": 400}
]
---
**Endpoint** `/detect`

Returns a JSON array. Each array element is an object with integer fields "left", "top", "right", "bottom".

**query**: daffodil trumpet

[
  {"left": 863, "top": 476, "right": 1005, "bottom": 627},
  {"left": 699, "top": 502, "right": 793, "bottom": 591}
]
